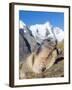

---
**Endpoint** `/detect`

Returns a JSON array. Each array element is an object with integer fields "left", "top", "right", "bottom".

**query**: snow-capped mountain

[
  {"left": 20, "top": 20, "right": 26, "bottom": 28},
  {"left": 30, "top": 22, "right": 54, "bottom": 43},
  {"left": 19, "top": 20, "right": 64, "bottom": 44},
  {"left": 19, "top": 20, "right": 28, "bottom": 33},
  {"left": 19, "top": 20, "right": 33, "bottom": 36},
  {"left": 30, "top": 22, "right": 64, "bottom": 43}
]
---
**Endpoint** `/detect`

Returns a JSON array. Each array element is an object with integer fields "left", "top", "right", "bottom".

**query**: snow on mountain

[
  {"left": 19, "top": 20, "right": 34, "bottom": 38},
  {"left": 30, "top": 22, "right": 54, "bottom": 43},
  {"left": 30, "top": 22, "right": 64, "bottom": 43},
  {"left": 20, "top": 20, "right": 26, "bottom": 29},
  {"left": 19, "top": 20, "right": 26, "bottom": 33},
  {"left": 30, "top": 22, "right": 52, "bottom": 38},
  {"left": 19, "top": 20, "right": 64, "bottom": 44},
  {"left": 53, "top": 27, "right": 64, "bottom": 42}
]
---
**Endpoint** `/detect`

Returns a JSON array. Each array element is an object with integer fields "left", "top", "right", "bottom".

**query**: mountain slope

[{"left": 19, "top": 20, "right": 39, "bottom": 61}]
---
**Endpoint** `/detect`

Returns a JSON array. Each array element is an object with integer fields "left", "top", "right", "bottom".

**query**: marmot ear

[{"left": 32, "top": 54, "right": 35, "bottom": 66}]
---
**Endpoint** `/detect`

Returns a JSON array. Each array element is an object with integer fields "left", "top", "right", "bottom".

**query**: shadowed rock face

[
  {"left": 19, "top": 29, "right": 31, "bottom": 61},
  {"left": 19, "top": 29, "right": 39, "bottom": 62}
]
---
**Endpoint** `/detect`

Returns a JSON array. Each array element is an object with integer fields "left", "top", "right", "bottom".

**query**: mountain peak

[
  {"left": 44, "top": 22, "right": 52, "bottom": 28},
  {"left": 19, "top": 20, "right": 26, "bottom": 29}
]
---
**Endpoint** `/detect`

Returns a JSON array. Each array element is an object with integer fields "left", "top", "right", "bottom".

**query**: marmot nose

[{"left": 42, "top": 67, "right": 46, "bottom": 72}]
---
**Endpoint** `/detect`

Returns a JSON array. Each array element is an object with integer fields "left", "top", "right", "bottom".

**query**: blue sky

[{"left": 19, "top": 10, "right": 64, "bottom": 30}]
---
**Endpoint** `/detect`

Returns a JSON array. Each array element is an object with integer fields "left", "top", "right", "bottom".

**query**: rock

[
  {"left": 19, "top": 28, "right": 39, "bottom": 62},
  {"left": 19, "top": 29, "right": 31, "bottom": 62}
]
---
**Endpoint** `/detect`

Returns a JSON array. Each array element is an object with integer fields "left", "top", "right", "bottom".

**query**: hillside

[{"left": 19, "top": 20, "right": 64, "bottom": 79}]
